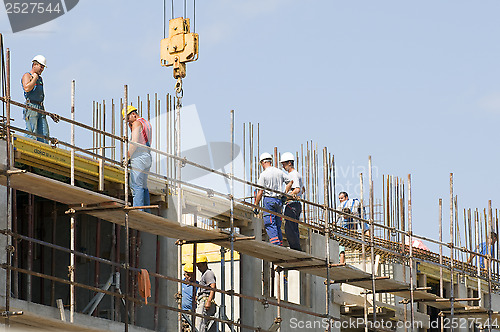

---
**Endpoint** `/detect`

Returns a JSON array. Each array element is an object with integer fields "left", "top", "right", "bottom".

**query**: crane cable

[{"left": 164, "top": 0, "right": 196, "bottom": 36}]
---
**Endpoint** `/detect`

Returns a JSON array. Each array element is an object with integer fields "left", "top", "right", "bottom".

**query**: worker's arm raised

[{"left": 22, "top": 72, "right": 38, "bottom": 92}]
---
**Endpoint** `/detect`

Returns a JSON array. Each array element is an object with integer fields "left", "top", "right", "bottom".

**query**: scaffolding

[{"left": 0, "top": 40, "right": 499, "bottom": 332}]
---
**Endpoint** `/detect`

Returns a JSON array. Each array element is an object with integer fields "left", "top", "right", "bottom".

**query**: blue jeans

[
  {"left": 263, "top": 197, "right": 283, "bottom": 246},
  {"left": 24, "top": 103, "right": 49, "bottom": 143},
  {"left": 284, "top": 201, "right": 302, "bottom": 251},
  {"left": 130, "top": 151, "right": 152, "bottom": 211}
]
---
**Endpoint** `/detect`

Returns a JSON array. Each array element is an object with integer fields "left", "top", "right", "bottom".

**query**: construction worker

[
  {"left": 182, "top": 264, "right": 197, "bottom": 311},
  {"left": 195, "top": 255, "right": 216, "bottom": 332},
  {"left": 21, "top": 55, "right": 49, "bottom": 143},
  {"left": 337, "top": 192, "right": 369, "bottom": 264},
  {"left": 122, "top": 105, "right": 152, "bottom": 210},
  {"left": 280, "top": 152, "right": 304, "bottom": 251},
  {"left": 181, "top": 263, "right": 198, "bottom": 331},
  {"left": 467, "top": 231, "right": 497, "bottom": 269},
  {"left": 254, "top": 152, "right": 293, "bottom": 246}
]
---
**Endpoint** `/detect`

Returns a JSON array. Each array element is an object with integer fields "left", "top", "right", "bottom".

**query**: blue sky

[{"left": 1, "top": 0, "right": 499, "bottom": 246}]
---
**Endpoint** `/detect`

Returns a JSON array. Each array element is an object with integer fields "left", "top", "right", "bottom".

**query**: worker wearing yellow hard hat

[
  {"left": 196, "top": 255, "right": 208, "bottom": 263},
  {"left": 195, "top": 255, "right": 216, "bottom": 330},
  {"left": 122, "top": 104, "right": 153, "bottom": 211},
  {"left": 182, "top": 263, "right": 197, "bottom": 312},
  {"left": 122, "top": 105, "right": 137, "bottom": 119}
]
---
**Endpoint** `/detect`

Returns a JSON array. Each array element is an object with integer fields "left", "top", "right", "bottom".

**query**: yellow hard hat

[
  {"left": 184, "top": 263, "right": 194, "bottom": 273},
  {"left": 122, "top": 105, "right": 137, "bottom": 119},
  {"left": 196, "top": 255, "right": 208, "bottom": 263}
]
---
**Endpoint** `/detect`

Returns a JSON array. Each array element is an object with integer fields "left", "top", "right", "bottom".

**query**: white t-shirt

[
  {"left": 337, "top": 198, "right": 362, "bottom": 222},
  {"left": 287, "top": 169, "right": 303, "bottom": 198},
  {"left": 257, "top": 166, "right": 291, "bottom": 197}
]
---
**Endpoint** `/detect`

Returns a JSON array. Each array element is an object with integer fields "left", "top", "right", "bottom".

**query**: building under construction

[{"left": 0, "top": 22, "right": 500, "bottom": 332}]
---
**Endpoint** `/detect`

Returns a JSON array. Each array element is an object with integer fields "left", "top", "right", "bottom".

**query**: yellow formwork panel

[
  {"left": 13, "top": 135, "right": 125, "bottom": 184},
  {"left": 181, "top": 243, "right": 240, "bottom": 264}
]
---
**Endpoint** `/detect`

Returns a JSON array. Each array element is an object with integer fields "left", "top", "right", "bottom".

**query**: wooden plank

[{"left": 0, "top": 170, "right": 122, "bottom": 206}]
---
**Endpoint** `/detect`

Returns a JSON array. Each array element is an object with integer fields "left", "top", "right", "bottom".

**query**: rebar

[
  {"left": 70, "top": 79, "right": 76, "bottom": 323},
  {"left": 449, "top": 173, "right": 454, "bottom": 329}
]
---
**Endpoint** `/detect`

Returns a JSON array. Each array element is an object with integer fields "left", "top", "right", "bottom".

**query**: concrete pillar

[
  {"left": 156, "top": 197, "right": 180, "bottom": 331},
  {"left": 239, "top": 215, "right": 262, "bottom": 332},
  {"left": 310, "top": 232, "right": 340, "bottom": 332},
  {"left": 135, "top": 231, "right": 157, "bottom": 330}
]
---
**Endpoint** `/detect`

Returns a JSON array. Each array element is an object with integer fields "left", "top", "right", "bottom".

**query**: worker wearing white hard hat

[
  {"left": 122, "top": 105, "right": 153, "bottom": 211},
  {"left": 280, "top": 152, "right": 304, "bottom": 251},
  {"left": 254, "top": 152, "right": 293, "bottom": 246},
  {"left": 21, "top": 55, "right": 49, "bottom": 143}
]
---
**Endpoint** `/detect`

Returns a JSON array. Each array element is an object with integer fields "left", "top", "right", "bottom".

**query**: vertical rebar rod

[
  {"left": 50, "top": 201, "right": 56, "bottom": 306},
  {"left": 494, "top": 210, "right": 500, "bottom": 281},
  {"left": 360, "top": 173, "right": 366, "bottom": 266},
  {"left": 70, "top": 80, "right": 76, "bottom": 323},
  {"left": 92, "top": 101, "right": 94, "bottom": 154},
  {"left": 407, "top": 174, "right": 415, "bottom": 329},
  {"left": 98, "top": 101, "right": 105, "bottom": 191},
  {"left": 112, "top": 99, "right": 115, "bottom": 161},
  {"left": 368, "top": 156, "right": 376, "bottom": 322},
  {"left": 120, "top": 98, "right": 123, "bottom": 161},
  {"left": 243, "top": 123, "right": 246, "bottom": 200},
  {"left": 487, "top": 200, "right": 493, "bottom": 332},
  {"left": 230, "top": 110, "right": 235, "bottom": 327},
  {"left": 124, "top": 85, "right": 130, "bottom": 332},
  {"left": 4, "top": 46, "right": 12, "bottom": 324},
  {"left": 449, "top": 173, "right": 454, "bottom": 329},
  {"left": 439, "top": 198, "right": 444, "bottom": 332},
  {"left": 166, "top": 94, "right": 170, "bottom": 180},
  {"left": 323, "top": 147, "right": 331, "bottom": 331},
  {"left": 475, "top": 209, "right": 481, "bottom": 307}
]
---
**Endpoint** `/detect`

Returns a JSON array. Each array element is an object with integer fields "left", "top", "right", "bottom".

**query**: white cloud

[{"left": 478, "top": 92, "right": 500, "bottom": 113}]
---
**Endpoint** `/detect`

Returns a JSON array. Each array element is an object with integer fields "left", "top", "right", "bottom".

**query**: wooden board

[
  {"left": 390, "top": 290, "right": 467, "bottom": 310},
  {"left": 0, "top": 170, "right": 122, "bottom": 206}
]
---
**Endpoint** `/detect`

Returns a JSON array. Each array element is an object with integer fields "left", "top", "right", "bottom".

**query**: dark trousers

[{"left": 284, "top": 201, "right": 302, "bottom": 251}]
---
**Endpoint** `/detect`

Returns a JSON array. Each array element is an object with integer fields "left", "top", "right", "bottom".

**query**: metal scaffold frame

[{"left": 0, "top": 37, "right": 499, "bottom": 331}]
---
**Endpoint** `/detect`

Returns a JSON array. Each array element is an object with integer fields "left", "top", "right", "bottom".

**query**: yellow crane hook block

[{"left": 160, "top": 17, "right": 199, "bottom": 79}]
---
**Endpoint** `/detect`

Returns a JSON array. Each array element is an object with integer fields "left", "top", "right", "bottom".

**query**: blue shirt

[
  {"left": 476, "top": 242, "right": 495, "bottom": 269},
  {"left": 182, "top": 279, "right": 198, "bottom": 311}
]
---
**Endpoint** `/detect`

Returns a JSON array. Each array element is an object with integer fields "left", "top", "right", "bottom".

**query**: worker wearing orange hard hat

[
  {"left": 122, "top": 105, "right": 152, "bottom": 211},
  {"left": 195, "top": 255, "right": 216, "bottom": 331}
]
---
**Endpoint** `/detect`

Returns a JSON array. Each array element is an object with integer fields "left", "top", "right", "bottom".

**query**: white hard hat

[
  {"left": 280, "top": 152, "right": 294, "bottom": 163},
  {"left": 259, "top": 152, "right": 272, "bottom": 163},
  {"left": 32, "top": 55, "right": 47, "bottom": 68}
]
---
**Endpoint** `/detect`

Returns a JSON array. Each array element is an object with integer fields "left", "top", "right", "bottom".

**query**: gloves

[{"left": 253, "top": 208, "right": 259, "bottom": 216}]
